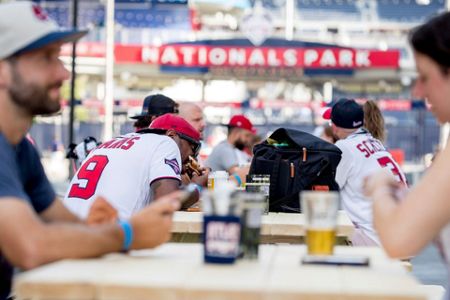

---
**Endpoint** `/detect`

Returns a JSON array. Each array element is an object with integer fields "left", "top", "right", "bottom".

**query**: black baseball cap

[
  {"left": 323, "top": 98, "right": 364, "bottom": 129},
  {"left": 130, "top": 94, "right": 178, "bottom": 120}
]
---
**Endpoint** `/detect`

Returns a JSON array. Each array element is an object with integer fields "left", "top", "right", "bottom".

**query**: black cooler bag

[{"left": 248, "top": 128, "right": 342, "bottom": 213}]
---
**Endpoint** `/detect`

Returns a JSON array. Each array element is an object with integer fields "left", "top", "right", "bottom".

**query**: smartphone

[
  {"left": 179, "top": 184, "right": 200, "bottom": 208},
  {"left": 301, "top": 254, "right": 370, "bottom": 267}
]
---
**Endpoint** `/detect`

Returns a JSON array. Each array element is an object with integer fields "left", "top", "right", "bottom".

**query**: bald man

[{"left": 178, "top": 103, "right": 205, "bottom": 139}]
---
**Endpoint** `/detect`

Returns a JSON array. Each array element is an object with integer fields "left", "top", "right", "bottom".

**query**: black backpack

[{"left": 249, "top": 128, "right": 342, "bottom": 213}]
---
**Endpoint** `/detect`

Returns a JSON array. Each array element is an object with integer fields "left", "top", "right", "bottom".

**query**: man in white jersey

[
  {"left": 64, "top": 114, "right": 208, "bottom": 219},
  {"left": 323, "top": 98, "right": 407, "bottom": 246}
]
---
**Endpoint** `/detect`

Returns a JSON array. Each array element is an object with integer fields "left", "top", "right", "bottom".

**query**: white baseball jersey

[
  {"left": 335, "top": 128, "right": 407, "bottom": 245},
  {"left": 63, "top": 132, "right": 181, "bottom": 219}
]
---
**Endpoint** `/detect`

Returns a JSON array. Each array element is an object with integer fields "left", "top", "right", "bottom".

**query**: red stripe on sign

[{"left": 61, "top": 43, "right": 400, "bottom": 69}]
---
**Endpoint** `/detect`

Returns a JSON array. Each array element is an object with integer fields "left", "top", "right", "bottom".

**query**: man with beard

[
  {"left": 0, "top": 2, "right": 181, "bottom": 298},
  {"left": 206, "top": 115, "right": 255, "bottom": 176}
]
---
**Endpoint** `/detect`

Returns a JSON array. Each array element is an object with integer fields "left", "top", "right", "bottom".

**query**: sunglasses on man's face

[{"left": 178, "top": 133, "right": 201, "bottom": 157}]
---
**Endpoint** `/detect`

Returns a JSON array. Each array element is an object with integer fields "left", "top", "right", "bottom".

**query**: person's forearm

[
  {"left": 227, "top": 165, "right": 239, "bottom": 175},
  {"left": 373, "top": 189, "right": 422, "bottom": 258},
  {"left": 373, "top": 190, "right": 403, "bottom": 255},
  {"left": 5, "top": 222, "right": 123, "bottom": 270},
  {"left": 39, "top": 198, "right": 83, "bottom": 224}
]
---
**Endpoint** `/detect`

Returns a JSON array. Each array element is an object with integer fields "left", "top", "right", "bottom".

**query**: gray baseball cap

[{"left": 0, "top": 1, "right": 87, "bottom": 60}]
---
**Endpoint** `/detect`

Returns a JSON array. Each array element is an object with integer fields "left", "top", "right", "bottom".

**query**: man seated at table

[
  {"left": 206, "top": 115, "right": 255, "bottom": 185},
  {"left": 64, "top": 114, "right": 209, "bottom": 218},
  {"left": 0, "top": 3, "right": 182, "bottom": 299}
]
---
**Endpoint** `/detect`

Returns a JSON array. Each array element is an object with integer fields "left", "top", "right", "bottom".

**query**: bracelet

[
  {"left": 117, "top": 219, "right": 133, "bottom": 251},
  {"left": 232, "top": 173, "right": 242, "bottom": 186}
]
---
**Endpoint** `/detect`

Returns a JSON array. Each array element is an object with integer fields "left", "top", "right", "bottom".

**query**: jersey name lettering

[
  {"left": 97, "top": 136, "right": 140, "bottom": 150},
  {"left": 356, "top": 138, "right": 385, "bottom": 158}
]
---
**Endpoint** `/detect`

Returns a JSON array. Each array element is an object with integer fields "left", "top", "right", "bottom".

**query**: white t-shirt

[
  {"left": 63, "top": 132, "right": 181, "bottom": 219},
  {"left": 335, "top": 128, "right": 407, "bottom": 245}
]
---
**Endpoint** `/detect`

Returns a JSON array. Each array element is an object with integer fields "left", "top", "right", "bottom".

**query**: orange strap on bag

[{"left": 312, "top": 185, "right": 329, "bottom": 191}]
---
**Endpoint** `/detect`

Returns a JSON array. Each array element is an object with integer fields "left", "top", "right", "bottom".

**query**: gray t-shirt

[{"left": 206, "top": 140, "right": 238, "bottom": 172}]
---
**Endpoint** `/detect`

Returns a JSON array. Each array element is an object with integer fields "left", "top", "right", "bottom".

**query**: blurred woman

[{"left": 365, "top": 12, "right": 450, "bottom": 294}]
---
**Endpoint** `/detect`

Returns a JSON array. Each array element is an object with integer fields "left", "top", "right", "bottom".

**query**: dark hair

[
  {"left": 410, "top": 12, "right": 450, "bottom": 74},
  {"left": 133, "top": 115, "right": 153, "bottom": 129},
  {"left": 363, "top": 100, "right": 385, "bottom": 142},
  {"left": 5, "top": 54, "right": 18, "bottom": 64}
]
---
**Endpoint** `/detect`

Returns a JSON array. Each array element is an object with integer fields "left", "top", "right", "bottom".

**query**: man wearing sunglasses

[{"left": 64, "top": 114, "right": 208, "bottom": 219}]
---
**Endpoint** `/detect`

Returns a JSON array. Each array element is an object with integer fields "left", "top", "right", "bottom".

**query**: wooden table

[
  {"left": 14, "top": 243, "right": 427, "bottom": 300},
  {"left": 171, "top": 211, "right": 354, "bottom": 244}
]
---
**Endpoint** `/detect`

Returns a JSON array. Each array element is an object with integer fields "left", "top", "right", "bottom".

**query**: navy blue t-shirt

[{"left": 0, "top": 134, "right": 55, "bottom": 299}]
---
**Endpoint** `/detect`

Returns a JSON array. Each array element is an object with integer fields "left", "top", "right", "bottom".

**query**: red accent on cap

[
  {"left": 149, "top": 114, "right": 201, "bottom": 142},
  {"left": 322, "top": 108, "right": 332, "bottom": 120},
  {"left": 228, "top": 115, "right": 256, "bottom": 134},
  {"left": 32, "top": 4, "right": 48, "bottom": 21}
]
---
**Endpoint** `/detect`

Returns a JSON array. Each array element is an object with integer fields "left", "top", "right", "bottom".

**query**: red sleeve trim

[{"left": 150, "top": 176, "right": 181, "bottom": 187}]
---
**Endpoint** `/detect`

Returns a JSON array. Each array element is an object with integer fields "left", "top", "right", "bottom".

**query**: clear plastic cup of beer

[{"left": 301, "top": 191, "right": 339, "bottom": 256}]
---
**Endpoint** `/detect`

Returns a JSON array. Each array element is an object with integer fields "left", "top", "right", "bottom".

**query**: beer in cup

[
  {"left": 301, "top": 191, "right": 339, "bottom": 256},
  {"left": 208, "top": 171, "right": 228, "bottom": 191}
]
